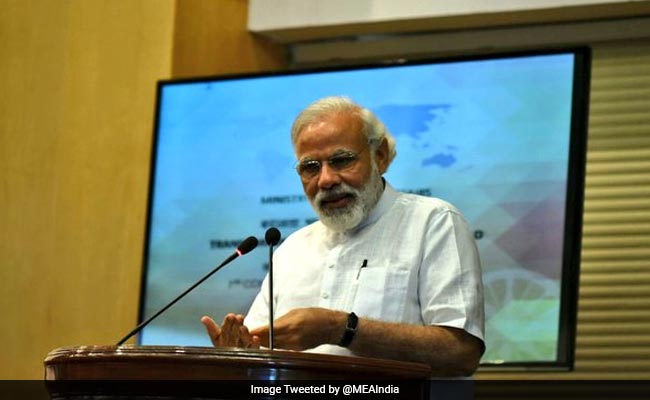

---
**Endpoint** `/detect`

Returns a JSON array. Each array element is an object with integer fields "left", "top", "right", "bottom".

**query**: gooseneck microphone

[
  {"left": 265, "top": 227, "right": 281, "bottom": 350},
  {"left": 117, "top": 236, "right": 259, "bottom": 346}
]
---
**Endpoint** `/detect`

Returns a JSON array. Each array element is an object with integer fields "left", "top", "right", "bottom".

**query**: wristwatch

[{"left": 338, "top": 312, "right": 358, "bottom": 348}]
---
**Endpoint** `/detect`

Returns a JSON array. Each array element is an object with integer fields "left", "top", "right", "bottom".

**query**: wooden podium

[{"left": 45, "top": 345, "right": 432, "bottom": 399}]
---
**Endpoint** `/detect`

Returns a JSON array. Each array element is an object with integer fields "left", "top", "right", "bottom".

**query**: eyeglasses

[{"left": 295, "top": 150, "right": 360, "bottom": 180}]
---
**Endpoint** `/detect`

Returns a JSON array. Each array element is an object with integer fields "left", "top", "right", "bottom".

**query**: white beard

[{"left": 311, "top": 163, "right": 384, "bottom": 233}]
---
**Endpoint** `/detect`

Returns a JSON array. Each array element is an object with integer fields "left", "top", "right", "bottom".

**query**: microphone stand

[
  {"left": 117, "top": 236, "right": 258, "bottom": 346},
  {"left": 268, "top": 241, "right": 275, "bottom": 350},
  {"left": 264, "top": 227, "right": 280, "bottom": 351}
]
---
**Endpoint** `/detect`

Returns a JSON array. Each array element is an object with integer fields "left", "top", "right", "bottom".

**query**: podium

[{"left": 45, "top": 345, "right": 432, "bottom": 399}]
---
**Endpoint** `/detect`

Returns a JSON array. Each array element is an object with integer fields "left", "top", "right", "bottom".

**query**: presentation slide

[{"left": 141, "top": 53, "right": 577, "bottom": 365}]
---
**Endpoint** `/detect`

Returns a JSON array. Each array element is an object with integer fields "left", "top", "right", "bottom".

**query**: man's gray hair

[{"left": 290, "top": 96, "right": 397, "bottom": 165}]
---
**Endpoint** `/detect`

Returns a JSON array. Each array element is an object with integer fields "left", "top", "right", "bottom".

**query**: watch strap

[{"left": 338, "top": 312, "right": 358, "bottom": 348}]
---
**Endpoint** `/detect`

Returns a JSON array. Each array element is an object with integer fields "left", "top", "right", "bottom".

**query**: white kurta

[{"left": 245, "top": 182, "right": 484, "bottom": 357}]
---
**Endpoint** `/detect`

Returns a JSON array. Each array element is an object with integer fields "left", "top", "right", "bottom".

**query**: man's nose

[{"left": 317, "top": 162, "right": 341, "bottom": 189}]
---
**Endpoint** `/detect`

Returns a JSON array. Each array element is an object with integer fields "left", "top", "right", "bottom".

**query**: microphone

[
  {"left": 117, "top": 236, "right": 259, "bottom": 345},
  {"left": 265, "top": 227, "right": 281, "bottom": 350},
  {"left": 265, "top": 227, "right": 281, "bottom": 246}
]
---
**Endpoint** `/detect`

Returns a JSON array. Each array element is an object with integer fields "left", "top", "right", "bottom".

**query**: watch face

[{"left": 339, "top": 312, "right": 358, "bottom": 347}]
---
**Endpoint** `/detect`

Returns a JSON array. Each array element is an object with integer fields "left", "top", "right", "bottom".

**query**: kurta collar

[{"left": 349, "top": 179, "right": 398, "bottom": 234}]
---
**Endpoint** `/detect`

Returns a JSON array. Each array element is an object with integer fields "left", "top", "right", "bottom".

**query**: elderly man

[{"left": 201, "top": 96, "right": 484, "bottom": 377}]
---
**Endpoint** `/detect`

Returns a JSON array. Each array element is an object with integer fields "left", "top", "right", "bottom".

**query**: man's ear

[{"left": 374, "top": 138, "right": 390, "bottom": 174}]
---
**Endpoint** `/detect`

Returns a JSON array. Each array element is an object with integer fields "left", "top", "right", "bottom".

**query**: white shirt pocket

[{"left": 352, "top": 263, "right": 410, "bottom": 322}]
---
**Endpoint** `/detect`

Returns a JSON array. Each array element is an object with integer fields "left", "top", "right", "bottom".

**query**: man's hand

[
  {"left": 250, "top": 307, "right": 482, "bottom": 376},
  {"left": 200, "top": 313, "right": 261, "bottom": 348},
  {"left": 251, "top": 307, "right": 346, "bottom": 351}
]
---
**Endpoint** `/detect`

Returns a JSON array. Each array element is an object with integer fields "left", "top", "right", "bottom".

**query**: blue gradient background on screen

[{"left": 142, "top": 54, "right": 575, "bottom": 364}]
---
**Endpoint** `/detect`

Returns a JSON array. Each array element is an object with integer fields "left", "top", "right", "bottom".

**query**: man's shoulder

[{"left": 394, "top": 190, "right": 462, "bottom": 217}]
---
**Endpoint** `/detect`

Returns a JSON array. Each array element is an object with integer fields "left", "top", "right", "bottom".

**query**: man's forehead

[
  {"left": 296, "top": 132, "right": 364, "bottom": 160},
  {"left": 299, "top": 111, "right": 363, "bottom": 139}
]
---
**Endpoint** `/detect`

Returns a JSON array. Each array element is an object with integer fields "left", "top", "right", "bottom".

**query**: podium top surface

[{"left": 45, "top": 345, "right": 432, "bottom": 380}]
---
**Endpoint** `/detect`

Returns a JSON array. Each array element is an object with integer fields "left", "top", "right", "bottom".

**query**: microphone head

[
  {"left": 237, "top": 236, "right": 259, "bottom": 255},
  {"left": 265, "top": 227, "right": 281, "bottom": 246}
]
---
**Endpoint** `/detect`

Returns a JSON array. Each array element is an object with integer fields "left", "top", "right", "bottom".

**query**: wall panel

[
  {"left": 172, "top": 0, "right": 287, "bottom": 78},
  {"left": 0, "top": 0, "right": 175, "bottom": 379}
]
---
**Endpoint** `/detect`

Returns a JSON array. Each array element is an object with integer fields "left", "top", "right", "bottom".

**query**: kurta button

[{"left": 322, "top": 293, "right": 329, "bottom": 299}]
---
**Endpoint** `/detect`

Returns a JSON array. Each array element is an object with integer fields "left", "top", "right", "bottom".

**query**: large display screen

[{"left": 138, "top": 49, "right": 589, "bottom": 369}]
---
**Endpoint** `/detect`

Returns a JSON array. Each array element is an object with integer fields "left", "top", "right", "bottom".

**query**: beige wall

[
  {"left": 172, "top": 0, "right": 286, "bottom": 77},
  {"left": 0, "top": 0, "right": 287, "bottom": 380},
  {"left": 0, "top": 0, "right": 176, "bottom": 379}
]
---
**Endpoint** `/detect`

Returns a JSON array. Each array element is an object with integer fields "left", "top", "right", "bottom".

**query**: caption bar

[{"left": 251, "top": 383, "right": 400, "bottom": 396}]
